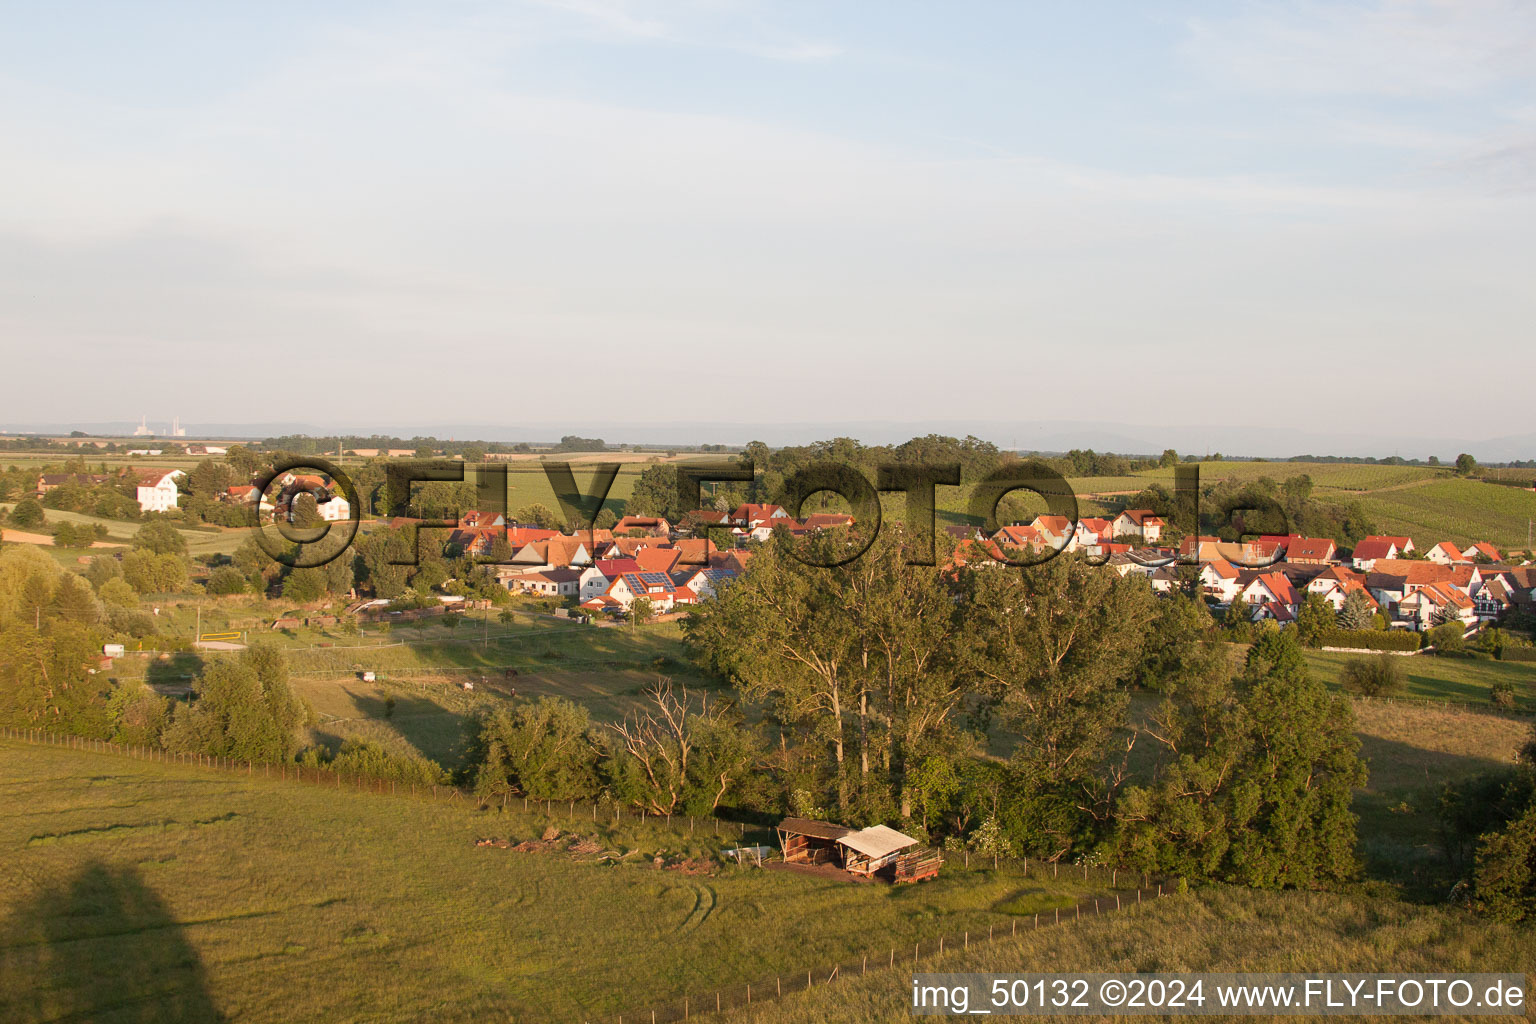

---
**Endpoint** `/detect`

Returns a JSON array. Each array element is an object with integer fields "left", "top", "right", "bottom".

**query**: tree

[
  {"left": 163, "top": 644, "right": 308, "bottom": 762},
  {"left": 8, "top": 496, "right": 44, "bottom": 529},
  {"left": 472, "top": 697, "right": 600, "bottom": 801},
  {"left": 626, "top": 464, "right": 683, "bottom": 521},
  {"left": 1455, "top": 453, "right": 1478, "bottom": 476},
  {"left": 1336, "top": 589, "right": 1376, "bottom": 631},
  {"left": 281, "top": 567, "right": 326, "bottom": 604},
  {"left": 604, "top": 678, "right": 756, "bottom": 815},
  {"left": 1295, "top": 592, "right": 1334, "bottom": 647},
  {"left": 205, "top": 567, "right": 248, "bottom": 596},
  {"left": 1114, "top": 630, "right": 1367, "bottom": 887},
  {"left": 98, "top": 577, "right": 139, "bottom": 608},
  {"left": 628, "top": 596, "right": 655, "bottom": 628},
  {"left": 122, "top": 550, "right": 188, "bottom": 595},
  {"left": 514, "top": 503, "right": 562, "bottom": 530},
  {"left": 963, "top": 554, "right": 1156, "bottom": 859},
  {"left": 358, "top": 528, "right": 412, "bottom": 599},
  {"left": 1472, "top": 802, "right": 1536, "bottom": 922},
  {"left": 1158, "top": 449, "right": 1179, "bottom": 468},
  {"left": 132, "top": 520, "right": 188, "bottom": 556}
]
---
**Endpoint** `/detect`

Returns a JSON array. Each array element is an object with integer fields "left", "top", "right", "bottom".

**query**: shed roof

[
  {"left": 837, "top": 825, "right": 920, "bottom": 860},
  {"left": 777, "top": 817, "right": 853, "bottom": 841}
]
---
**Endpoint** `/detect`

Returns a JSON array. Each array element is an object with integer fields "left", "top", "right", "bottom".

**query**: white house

[
  {"left": 1425, "top": 541, "right": 1463, "bottom": 565},
  {"left": 135, "top": 470, "right": 184, "bottom": 513},
  {"left": 1111, "top": 509, "right": 1164, "bottom": 543},
  {"left": 1198, "top": 559, "right": 1243, "bottom": 604},
  {"left": 318, "top": 495, "right": 351, "bottom": 522}
]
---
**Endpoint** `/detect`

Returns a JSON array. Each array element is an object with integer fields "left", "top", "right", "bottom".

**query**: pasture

[
  {"left": 734, "top": 885, "right": 1536, "bottom": 1023},
  {"left": 1304, "top": 649, "right": 1536, "bottom": 710},
  {"left": 0, "top": 739, "right": 1101, "bottom": 1024}
]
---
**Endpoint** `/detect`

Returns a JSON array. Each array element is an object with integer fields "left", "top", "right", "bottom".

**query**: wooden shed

[
  {"left": 775, "top": 817, "right": 852, "bottom": 866},
  {"left": 775, "top": 818, "right": 930, "bottom": 880}
]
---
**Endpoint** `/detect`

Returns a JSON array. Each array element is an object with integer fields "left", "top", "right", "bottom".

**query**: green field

[
  {"left": 1305, "top": 649, "right": 1536, "bottom": 709},
  {"left": 0, "top": 502, "right": 254, "bottom": 558},
  {"left": 0, "top": 740, "right": 1103, "bottom": 1024},
  {"left": 736, "top": 884, "right": 1536, "bottom": 1023},
  {"left": 1351, "top": 479, "right": 1536, "bottom": 550}
]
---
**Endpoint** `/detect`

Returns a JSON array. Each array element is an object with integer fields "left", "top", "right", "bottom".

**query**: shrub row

[
  {"left": 1501, "top": 645, "right": 1536, "bottom": 663},
  {"left": 1317, "top": 628, "right": 1421, "bottom": 651}
]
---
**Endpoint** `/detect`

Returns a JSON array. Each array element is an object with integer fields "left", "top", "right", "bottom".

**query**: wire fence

[{"left": 1, "top": 725, "right": 1173, "bottom": 1024}]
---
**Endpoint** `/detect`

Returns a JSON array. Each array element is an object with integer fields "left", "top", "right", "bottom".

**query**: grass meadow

[
  {"left": 0, "top": 739, "right": 1103, "bottom": 1024},
  {"left": 1304, "top": 650, "right": 1536, "bottom": 710},
  {"left": 728, "top": 885, "right": 1536, "bottom": 1023}
]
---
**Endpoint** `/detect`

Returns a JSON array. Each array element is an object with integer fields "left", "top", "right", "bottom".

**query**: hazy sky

[{"left": 2, "top": 1, "right": 1533, "bottom": 440}]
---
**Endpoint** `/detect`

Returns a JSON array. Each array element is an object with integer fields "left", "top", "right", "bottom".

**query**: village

[{"left": 24, "top": 463, "right": 1536, "bottom": 642}]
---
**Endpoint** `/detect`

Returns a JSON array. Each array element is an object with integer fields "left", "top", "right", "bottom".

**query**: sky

[{"left": 1, "top": 1, "right": 1533, "bottom": 449}]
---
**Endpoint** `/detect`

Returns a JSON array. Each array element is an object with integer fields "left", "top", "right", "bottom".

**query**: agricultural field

[
  {"left": 0, "top": 739, "right": 1103, "bottom": 1024},
  {"left": 1351, "top": 479, "right": 1536, "bottom": 551}
]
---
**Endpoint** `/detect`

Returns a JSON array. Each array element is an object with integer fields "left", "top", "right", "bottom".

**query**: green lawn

[
  {"left": 0, "top": 503, "right": 253, "bottom": 558},
  {"left": 0, "top": 739, "right": 1103, "bottom": 1024},
  {"left": 1304, "top": 649, "right": 1536, "bottom": 709}
]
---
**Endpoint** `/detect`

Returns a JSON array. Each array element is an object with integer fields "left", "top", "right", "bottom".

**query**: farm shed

[
  {"left": 835, "top": 824, "right": 920, "bottom": 877},
  {"left": 775, "top": 817, "right": 852, "bottom": 866},
  {"left": 775, "top": 818, "right": 928, "bottom": 879}
]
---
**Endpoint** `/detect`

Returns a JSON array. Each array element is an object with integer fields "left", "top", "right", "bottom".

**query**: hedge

[
  {"left": 1502, "top": 645, "right": 1536, "bottom": 663},
  {"left": 1317, "top": 628, "right": 1422, "bottom": 651}
]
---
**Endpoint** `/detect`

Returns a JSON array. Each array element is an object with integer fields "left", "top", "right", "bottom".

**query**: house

[
  {"left": 36, "top": 472, "right": 108, "bottom": 495},
  {"left": 1112, "top": 509, "right": 1165, "bottom": 543},
  {"left": 1239, "top": 571, "right": 1300, "bottom": 614},
  {"left": 671, "top": 567, "right": 738, "bottom": 600},
  {"left": 1463, "top": 542, "right": 1502, "bottom": 563},
  {"left": 1149, "top": 566, "right": 1180, "bottom": 593},
  {"left": 992, "top": 525, "right": 1046, "bottom": 553},
  {"left": 1198, "top": 559, "right": 1243, "bottom": 604},
  {"left": 578, "top": 558, "right": 640, "bottom": 602},
  {"left": 1397, "top": 581, "right": 1476, "bottom": 632},
  {"left": 612, "top": 515, "right": 671, "bottom": 537},
  {"left": 1425, "top": 541, "right": 1463, "bottom": 565},
  {"left": 135, "top": 470, "right": 184, "bottom": 513},
  {"left": 225, "top": 485, "right": 275, "bottom": 513},
  {"left": 803, "top": 512, "right": 855, "bottom": 530},
  {"left": 634, "top": 547, "right": 683, "bottom": 574},
  {"left": 1252, "top": 601, "right": 1297, "bottom": 624},
  {"left": 587, "top": 571, "right": 693, "bottom": 613},
  {"left": 1073, "top": 517, "right": 1114, "bottom": 548},
  {"left": 1351, "top": 537, "right": 1405, "bottom": 571},
  {"left": 317, "top": 494, "right": 351, "bottom": 522},
  {"left": 1028, "top": 515, "right": 1075, "bottom": 548},
  {"left": 1306, "top": 567, "right": 1379, "bottom": 613},
  {"left": 507, "top": 568, "right": 583, "bottom": 598},
  {"left": 730, "top": 503, "right": 789, "bottom": 528},
  {"left": 1284, "top": 537, "right": 1337, "bottom": 565}
]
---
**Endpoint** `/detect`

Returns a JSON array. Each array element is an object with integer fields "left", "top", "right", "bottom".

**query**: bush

[
  {"left": 205, "top": 566, "right": 248, "bottom": 595},
  {"left": 1341, "top": 653, "right": 1404, "bottom": 697},
  {"left": 1428, "top": 621, "right": 1466, "bottom": 653},
  {"left": 1314, "top": 628, "right": 1420, "bottom": 651},
  {"left": 1491, "top": 681, "right": 1518, "bottom": 710}
]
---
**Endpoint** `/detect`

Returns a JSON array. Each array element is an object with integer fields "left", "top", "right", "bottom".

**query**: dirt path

[{"left": 0, "top": 528, "right": 123, "bottom": 548}]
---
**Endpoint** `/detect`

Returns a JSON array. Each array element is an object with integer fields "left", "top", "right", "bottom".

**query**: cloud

[{"left": 1183, "top": 0, "right": 1536, "bottom": 98}]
